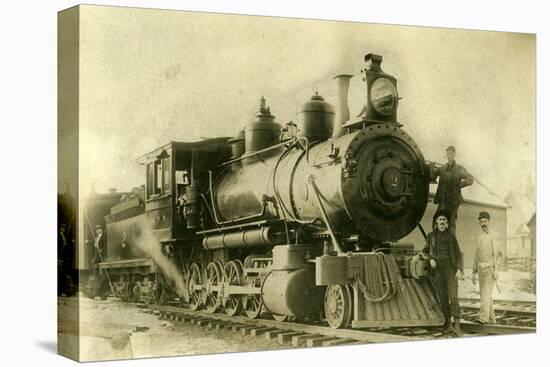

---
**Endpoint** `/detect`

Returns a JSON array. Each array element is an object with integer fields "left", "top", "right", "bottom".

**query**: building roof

[
  {"left": 527, "top": 213, "right": 536, "bottom": 228},
  {"left": 517, "top": 223, "right": 530, "bottom": 235},
  {"left": 505, "top": 191, "right": 536, "bottom": 222},
  {"left": 504, "top": 191, "right": 536, "bottom": 236}
]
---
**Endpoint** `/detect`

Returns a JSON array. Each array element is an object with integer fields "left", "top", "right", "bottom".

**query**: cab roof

[{"left": 136, "top": 137, "right": 231, "bottom": 164}]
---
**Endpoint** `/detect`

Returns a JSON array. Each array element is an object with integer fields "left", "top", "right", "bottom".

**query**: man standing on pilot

[
  {"left": 423, "top": 210, "right": 464, "bottom": 336},
  {"left": 433, "top": 146, "right": 474, "bottom": 234}
]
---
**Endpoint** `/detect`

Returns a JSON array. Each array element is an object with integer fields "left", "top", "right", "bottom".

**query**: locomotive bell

[
  {"left": 244, "top": 97, "right": 282, "bottom": 154},
  {"left": 297, "top": 93, "right": 335, "bottom": 141}
]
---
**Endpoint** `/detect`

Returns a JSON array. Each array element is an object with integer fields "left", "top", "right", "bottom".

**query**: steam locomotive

[{"left": 84, "top": 53, "right": 444, "bottom": 329}]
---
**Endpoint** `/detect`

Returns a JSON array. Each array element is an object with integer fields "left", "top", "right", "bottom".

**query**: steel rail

[
  {"left": 151, "top": 304, "right": 416, "bottom": 343},
  {"left": 460, "top": 321, "right": 535, "bottom": 335}
]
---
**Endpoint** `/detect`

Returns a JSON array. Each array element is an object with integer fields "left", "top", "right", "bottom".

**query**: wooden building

[{"left": 401, "top": 183, "right": 508, "bottom": 269}]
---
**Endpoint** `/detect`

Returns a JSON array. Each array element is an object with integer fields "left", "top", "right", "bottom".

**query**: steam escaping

[{"left": 132, "top": 216, "right": 187, "bottom": 299}]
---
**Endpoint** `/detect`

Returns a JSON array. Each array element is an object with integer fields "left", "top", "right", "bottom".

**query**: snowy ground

[
  {"left": 57, "top": 296, "right": 286, "bottom": 362},
  {"left": 459, "top": 268, "right": 536, "bottom": 302},
  {"left": 57, "top": 268, "right": 535, "bottom": 361}
]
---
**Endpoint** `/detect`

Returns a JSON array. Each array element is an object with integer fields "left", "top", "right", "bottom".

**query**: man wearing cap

[
  {"left": 91, "top": 224, "right": 106, "bottom": 275},
  {"left": 423, "top": 210, "right": 464, "bottom": 336},
  {"left": 472, "top": 211, "right": 503, "bottom": 324},
  {"left": 433, "top": 146, "right": 474, "bottom": 234}
]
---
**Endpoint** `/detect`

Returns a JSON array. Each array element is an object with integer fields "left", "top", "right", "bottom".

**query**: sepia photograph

[{"left": 56, "top": 2, "right": 538, "bottom": 364}]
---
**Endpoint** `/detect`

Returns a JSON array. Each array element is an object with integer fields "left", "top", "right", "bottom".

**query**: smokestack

[{"left": 332, "top": 74, "right": 353, "bottom": 138}]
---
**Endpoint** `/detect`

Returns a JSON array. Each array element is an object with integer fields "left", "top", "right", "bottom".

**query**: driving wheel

[
  {"left": 188, "top": 262, "right": 204, "bottom": 311},
  {"left": 223, "top": 260, "right": 243, "bottom": 316}
]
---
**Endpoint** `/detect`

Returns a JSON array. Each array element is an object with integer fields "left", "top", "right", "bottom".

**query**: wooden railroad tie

[
  {"left": 221, "top": 323, "right": 235, "bottom": 331},
  {"left": 277, "top": 331, "right": 304, "bottom": 345},
  {"left": 196, "top": 319, "right": 212, "bottom": 327},
  {"left": 208, "top": 321, "right": 232, "bottom": 330},
  {"left": 321, "top": 338, "right": 360, "bottom": 347},
  {"left": 190, "top": 318, "right": 211, "bottom": 326},
  {"left": 264, "top": 329, "right": 289, "bottom": 341},
  {"left": 240, "top": 325, "right": 261, "bottom": 336},
  {"left": 306, "top": 336, "right": 341, "bottom": 347},
  {"left": 250, "top": 327, "right": 277, "bottom": 337},
  {"left": 230, "top": 324, "right": 252, "bottom": 333},
  {"left": 292, "top": 333, "right": 322, "bottom": 347}
]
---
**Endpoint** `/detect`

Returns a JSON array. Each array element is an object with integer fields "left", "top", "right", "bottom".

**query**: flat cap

[
  {"left": 446, "top": 145, "right": 456, "bottom": 152},
  {"left": 478, "top": 211, "right": 491, "bottom": 220},
  {"left": 434, "top": 209, "right": 450, "bottom": 220}
]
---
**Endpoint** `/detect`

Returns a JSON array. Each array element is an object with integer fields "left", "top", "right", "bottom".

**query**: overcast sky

[{"left": 72, "top": 5, "right": 535, "bottom": 202}]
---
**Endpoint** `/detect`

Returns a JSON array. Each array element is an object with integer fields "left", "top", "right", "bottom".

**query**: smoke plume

[{"left": 132, "top": 216, "right": 187, "bottom": 299}]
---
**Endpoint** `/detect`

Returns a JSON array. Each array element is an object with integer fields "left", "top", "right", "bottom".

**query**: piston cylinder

[{"left": 261, "top": 267, "right": 324, "bottom": 319}]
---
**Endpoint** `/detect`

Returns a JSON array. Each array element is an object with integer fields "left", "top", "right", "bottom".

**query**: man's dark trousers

[{"left": 433, "top": 259, "right": 460, "bottom": 320}]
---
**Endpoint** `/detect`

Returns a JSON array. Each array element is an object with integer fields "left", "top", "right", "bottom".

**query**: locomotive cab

[{"left": 137, "top": 138, "right": 231, "bottom": 241}]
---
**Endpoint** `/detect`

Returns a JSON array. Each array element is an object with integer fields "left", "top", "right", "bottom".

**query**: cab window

[
  {"left": 146, "top": 163, "right": 154, "bottom": 198},
  {"left": 163, "top": 157, "right": 171, "bottom": 192},
  {"left": 155, "top": 160, "right": 162, "bottom": 194},
  {"left": 146, "top": 153, "right": 171, "bottom": 199}
]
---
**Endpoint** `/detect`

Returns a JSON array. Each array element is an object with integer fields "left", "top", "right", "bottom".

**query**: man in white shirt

[{"left": 472, "top": 211, "right": 503, "bottom": 324}]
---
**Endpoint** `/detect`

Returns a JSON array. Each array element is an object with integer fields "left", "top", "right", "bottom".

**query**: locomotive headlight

[{"left": 370, "top": 78, "right": 398, "bottom": 116}]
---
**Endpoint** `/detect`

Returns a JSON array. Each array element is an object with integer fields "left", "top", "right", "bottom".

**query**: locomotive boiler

[{"left": 91, "top": 53, "right": 444, "bottom": 330}]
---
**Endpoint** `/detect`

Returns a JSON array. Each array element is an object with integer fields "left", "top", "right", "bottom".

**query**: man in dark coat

[
  {"left": 433, "top": 146, "right": 474, "bottom": 234},
  {"left": 91, "top": 224, "right": 106, "bottom": 275},
  {"left": 423, "top": 210, "right": 464, "bottom": 336},
  {"left": 58, "top": 223, "right": 71, "bottom": 295}
]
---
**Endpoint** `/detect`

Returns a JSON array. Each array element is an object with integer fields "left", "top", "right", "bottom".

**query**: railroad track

[
  {"left": 458, "top": 298, "right": 536, "bottom": 328},
  {"left": 141, "top": 302, "right": 535, "bottom": 349}
]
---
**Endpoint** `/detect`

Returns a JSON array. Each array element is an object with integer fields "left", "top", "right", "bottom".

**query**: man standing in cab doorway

[
  {"left": 423, "top": 210, "right": 464, "bottom": 336},
  {"left": 91, "top": 224, "right": 106, "bottom": 275},
  {"left": 433, "top": 146, "right": 474, "bottom": 234},
  {"left": 472, "top": 211, "right": 503, "bottom": 324}
]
